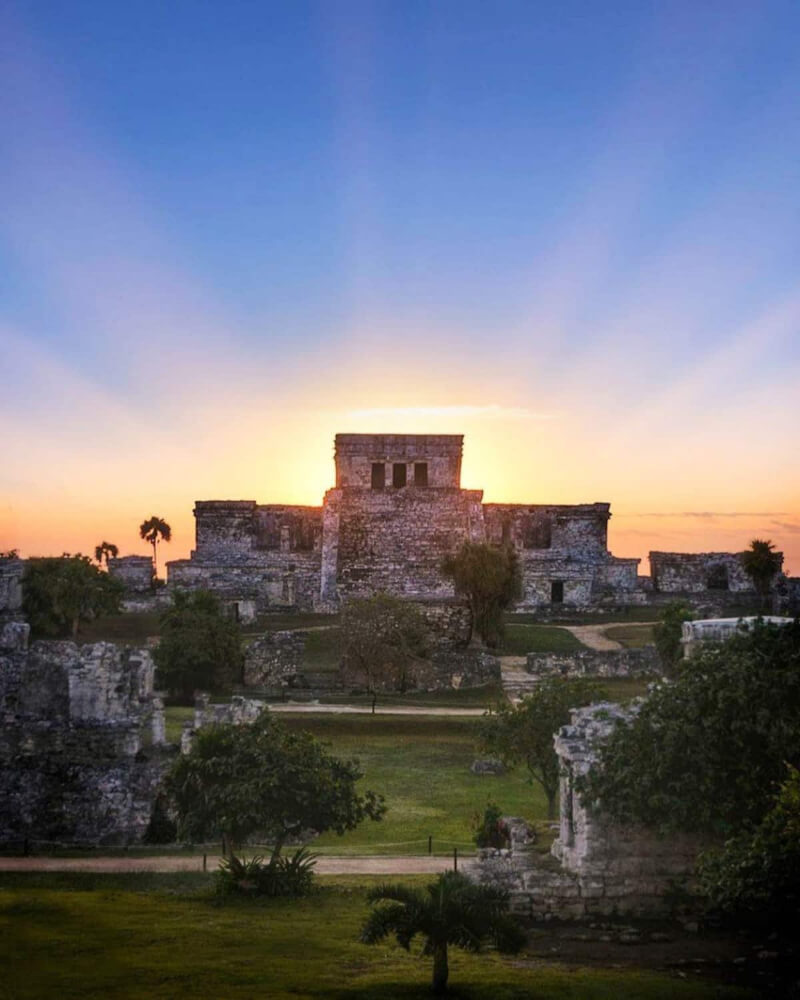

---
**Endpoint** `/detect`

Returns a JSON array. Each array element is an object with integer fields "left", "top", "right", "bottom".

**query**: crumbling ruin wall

[
  {"left": 0, "top": 625, "right": 171, "bottom": 847},
  {"left": 334, "top": 434, "right": 463, "bottom": 488},
  {"left": 0, "top": 556, "right": 23, "bottom": 623},
  {"left": 243, "top": 631, "right": 308, "bottom": 689},
  {"left": 484, "top": 504, "right": 641, "bottom": 609},
  {"left": 340, "top": 646, "right": 500, "bottom": 693},
  {"left": 321, "top": 486, "right": 485, "bottom": 606},
  {"left": 472, "top": 703, "right": 704, "bottom": 919},
  {"left": 650, "top": 551, "right": 766, "bottom": 594},
  {"left": 108, "top": 555, "right": 153, "bottom": 594},
  {"left": 681, "top": 616, "right": 793, "bottom": 658},
  {"left": 526, "top": 647, "right": 660, "bottom": 678}
]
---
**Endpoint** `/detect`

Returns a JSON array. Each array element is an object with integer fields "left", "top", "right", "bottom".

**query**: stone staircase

[{"left": 499, "top": 656, "right": 539, "bottom": 701}]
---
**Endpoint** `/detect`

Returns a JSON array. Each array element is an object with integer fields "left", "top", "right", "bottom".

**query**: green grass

[
  {"left": 604, "top": 624, "right": 656, "bottom": 648},
  {"left": 0, "top": 873, "right": 752, "bottom": 1000},
  {"left": 276, "top": 714, "right": 540, "bottom": 855},
  {"left": 77, "top": 612, "right": 161, "bottom": 644},
  {"left": 508, "top": 608, "right": 661, "bottom": 625},
  {"left": 593, "top": 677, "right": 653, "bottom": 703},
  {"left": 498, "top": 624, "right": 585, "bottom": 655},
  {"left": 302, "top": 627, "right": 344, "bottom": 673},
  {"left": 313, "top": 683, "right": 505, "bottom": 709},
  {"left": 244, "top": 612, "right": 340, "bottom": 633}
]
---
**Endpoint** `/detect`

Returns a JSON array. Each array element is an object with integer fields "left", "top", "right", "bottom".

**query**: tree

[
  {"left": 360, "top": 871, "right": 525, "bottom": 995},
  {"left": 341, "top": 593, "right": 429, "bottom": 692},
  {"left": 581, "top": 619, "right": 800, "bottom": 837},
  {"left": 697, "top": 764, "right": 800, "bottom": 930},
  {"left": 166, "top": 711, "right": 385, "bottom": 861},
  {"left": 22, "top": 554, "right": 124, "bottom": 638},
  {"left": 653, "top": 600, "right": 693, "bottom": 670},
  {"left": 94, "top": 541, "right": 119, "bottom": 568},
  {"left": 139, "top": 516, "right": 171, "bottom": 576},
  {"left": 741, "top": 538, "right": 782, "bottom": 607},
  {"left": 154, "top": 589, "right": 244, "bottom": 700},
  {"left": 441, "top": 542, "right": 522, "bottom": 647},
  {"left": 478, "top": 677, "right": 603, "bottom": 819}
]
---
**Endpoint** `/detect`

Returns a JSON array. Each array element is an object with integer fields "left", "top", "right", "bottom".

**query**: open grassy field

[
  {"left": 604, "top": 623, "right": 656, "bottom": 648},
  {"left": 0, "top": 873, "right": 753, "bottom": 1000},
  {"left": 497, "top": 623, "right": 584, "bottom": 654},
  {"left": 278, "top": 714, "right": 542, "bottom": 854},
  {"left": 77, "top": 611, "right": 161, "bottom": 644}
]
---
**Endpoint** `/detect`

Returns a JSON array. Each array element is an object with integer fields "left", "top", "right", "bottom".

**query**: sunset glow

[{"left": 1, "top": 2, "right": 799, "bottom": 574}]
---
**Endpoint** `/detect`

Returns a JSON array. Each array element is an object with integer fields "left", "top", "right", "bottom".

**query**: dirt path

[
  {"left": 268, "top": 703, "right": 485, "bottom": 716},
  {"left": 0, "top": 855, "right": 460, "bottom": 875},
  {"left": 562, "top": 623, "right": 625, "bottom": 651}
]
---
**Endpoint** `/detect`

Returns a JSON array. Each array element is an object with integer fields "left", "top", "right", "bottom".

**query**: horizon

[{"left": 2, "top": 1, "right": 799, "bottom": 575}]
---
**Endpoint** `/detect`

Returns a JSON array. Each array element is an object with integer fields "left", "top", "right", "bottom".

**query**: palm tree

[
  {"left": 94, "top": 541, "right": 119, "bottom": 568},
  {"left": 139, "top": 516, "right": 171, "bottom": 577},
  {"left": 360, "top": 871, "right": 525, "bottom": 994},
  {"left": 741, "top": 539, "right": 782, "bottom": 609}
]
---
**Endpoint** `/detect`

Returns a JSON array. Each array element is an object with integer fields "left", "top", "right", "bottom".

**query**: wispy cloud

[
  {"left": 345, "top": 405, "right": 555, "bottom": 422},
  {"left": 772, "top": 521, "right": 800, "bottom": 534},
  {"left": 624, "top": 511, "right": 788, "bottom": 520}
]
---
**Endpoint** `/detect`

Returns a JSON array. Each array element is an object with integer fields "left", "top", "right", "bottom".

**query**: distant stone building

[
  {"left": 649, "top": 550, "right": 771, "bottom": 595},
  {"left": 108, "top": 554, "right": 154, "bottom": 593},
  {"left": 167, "top": 434, "right": 641, "bottom": 614},
  {"left": 0, "top": 555, "right": 24, "bottom": 624}
]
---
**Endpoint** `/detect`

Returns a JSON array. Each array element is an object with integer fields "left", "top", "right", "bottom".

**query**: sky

[{"left": 1, "top": 0, "right": 799, "bottom": 575}]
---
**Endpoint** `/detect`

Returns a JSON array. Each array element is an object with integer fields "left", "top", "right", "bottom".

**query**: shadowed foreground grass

[{"left": 0, "top": 873, "right": 751, "bottom": 1000}]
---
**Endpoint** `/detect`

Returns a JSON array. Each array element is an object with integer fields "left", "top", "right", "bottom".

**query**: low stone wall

[
  {"left": 415, "top": 600, "right": 472, "bottom": 648},
  {"left": 108, "top": 555, "right": 154, "bottom": 594},
  {"left": 340, "top": 647, "right": 500, "bottom": 693},
  {"left": 0, "top": 557, "right": 23, "bottom": 622},
  {"left": 243, "top": 631, "right": 309, "bottom": 689},
  {"left": 526, "top": 647, "right": 660, "bottom": 678}
]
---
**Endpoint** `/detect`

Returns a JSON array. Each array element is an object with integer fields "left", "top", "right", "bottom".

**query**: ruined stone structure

[
  {"left": 0, "top": 623, "right": 171, "bottom": 847},
  {"left": 472, "top": 703, "right": 704, "bottom": 919},
  {"left": 649, "top": 550, "right": 771, "bottom": 595},
  {"left": 526, "top": 646, "right": 660, "bottom": 679},
  {"left": 167, "top": 434, "right": 640, "bottom": 614},
  {"left": 108, "top": 554, "right": 154, "bottom": 593},
  {"left": 0, "top": 555, "right": 24, "bottom": 623},
  {"left": 681, "top": 615, "right": 794, "bottom": 658}
]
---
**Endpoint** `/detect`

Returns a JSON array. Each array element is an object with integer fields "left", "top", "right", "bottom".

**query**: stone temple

[{"left": 166, "top": 434, "right": 641, "bottom": 617}]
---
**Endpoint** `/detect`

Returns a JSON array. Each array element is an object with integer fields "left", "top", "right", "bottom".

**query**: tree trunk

[
  {"left": 546, "top": 788, "right": 557, "bottom": 821},
  {"left": 269, "top": 835, "right": 285, "bottom": 866},
  {"left": 431, "top": 942, "right": 448, "bottom": 994},
  {"left": 71, "top": 616, "right": 80, "bottom": 639},
  {"left": 221, "top": 832, "right": 235, "bottom": 859}
]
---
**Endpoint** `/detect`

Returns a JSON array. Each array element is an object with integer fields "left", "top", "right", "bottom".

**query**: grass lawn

[
  {"left": 604, "top": 624, "right": 656, "bottom": 648},
  {"left": 0, "top": 873, "right": 753, "bottom": 1000},
  {"left": 498, "top": 624, "right": 584, "bottom": 655},
  {"left": 244, "top": 612, "right": 340, "bottom": 633},
  {"left": 593, "top": 677, "right": 653, "bottom": 702},
  {"left": 77, "top": 612, "right": 161, "bottom": 644},
  {"left": 277, "top": 714, "right": 541, "bottom": 855},
  {"left": 508, "top": 608, "right": 661, "bottom": 625}
]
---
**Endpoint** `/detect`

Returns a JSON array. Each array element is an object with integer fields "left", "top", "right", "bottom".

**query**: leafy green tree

[
  {"left": 94, "top": 541, "right": 119, "bottom": 567},
  {"left": 154, "top": 589, "right": 243, "bottom": 700},
  {"left": 441, "top": 542, "right": 522, "bottom": 647},
  {"left": 653, "top": 600, "right": 693, "bottom": 669},
  {"left": 478, "top": 677, "right": 603, "bottom": 819},
  {"left": 581, "top": 619, "right": 800, "bottom": 836},
  {"left": 341, "top": 593, "right": 429, "bottom": 692},
  {"left": 22, "top": 554, "right": 124, "bottom": 638},
  {"left": 139, "top": 516, "right": 171, "bottom": 576},
  {"left": 360, "top": 871, "right": 525, "bottom": 995},
  {"left": 166, "top": 711, "right": 385, "bottom": 862},
  {"left": 741, "top": 538, "right": 782, "bottom": 607},
  {"left": 697, "top": 764, "right": 800, "bottom": 929}
]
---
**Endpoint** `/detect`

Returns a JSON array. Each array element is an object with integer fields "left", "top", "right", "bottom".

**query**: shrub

[
  {"left": 473, "top": 802, "right": 508, "bottom": 849},
  {"left": 215, "top": 849, "right": 318, "bottom": 897}
]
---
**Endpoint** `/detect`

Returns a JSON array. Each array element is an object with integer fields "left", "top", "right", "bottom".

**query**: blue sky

[{"left": 2, "top": 0, "right": 799, "bottom": 569}]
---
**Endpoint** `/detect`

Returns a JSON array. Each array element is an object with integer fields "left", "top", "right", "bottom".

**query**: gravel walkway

[{"left": 0, "top": 855, "right": 460, "bottom": 875}]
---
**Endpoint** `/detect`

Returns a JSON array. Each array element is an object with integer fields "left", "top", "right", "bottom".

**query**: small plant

[
  {"left": 473, "top": 801, "right": 508, "bottom": 849},
  {"left": 215, "top": 848, "right": 318, "bottom": 898}
]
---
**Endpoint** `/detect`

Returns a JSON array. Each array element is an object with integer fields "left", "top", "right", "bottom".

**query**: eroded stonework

[
  {"left": 650, "top": 550, "right": 767, "bottom": 594},
  {"left": 167, "top": 434, "right": 641, "bottom": 613},
  {"left": 0, "top": 624, "right": 172, "bottom": 847}
]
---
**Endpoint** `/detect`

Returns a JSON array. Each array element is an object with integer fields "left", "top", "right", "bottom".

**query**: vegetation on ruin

[
  {"left": 154, "top": 589, "right": 244, "bottom": 700},
  {"left": 477, "top": 678, "right": 604, "bottom": 820},
  {"left": 0, "top": 873, "right": 753, "bottom": 1000},
  {"left": 341, "top": 593, "right": 430, "bottom": 692},
  {"left": 582, "top": 619, "right": 800, "bottom": 838},
  {"left": 167, "top": 712, "right": 385, "bottom": 863},
  {"left": 360, "top": 871, "right": 526, "bottom": 994},
  {"left": 22, "top": 554, "right": 124, "bottom": 639},
  {"left": 441, "top": 542, "right": 522, "bottom": 647},
  {"left": 653, "top": 600, "right": 693, "bottom": 668},
  {"left": 741, "top": 537, "right": 783, "bottom": 606}
]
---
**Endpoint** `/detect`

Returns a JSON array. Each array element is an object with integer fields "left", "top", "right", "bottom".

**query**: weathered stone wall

[
  {"left": 108, "top": 555, "right": 153, "bottom": 593},
  {"left": 334, "top": 434, "right": 463, "bottom": 488},
  {"left": 321, "top": 486, "right": 485, "bottom": 606},
  {"left": 650, "top": 550, "right": 771, "bottom": 594},
  {"left": 526, "top": 647, "right": 660, "bottom": 678},
  {"left": 243, "top": 631, "right": 308, "bottom": 689},
  {"left": 415, "top": 600, "right": 472, "bottom": 648},
  {"left": 340, "top": 646, "right": 500, "bottom": 693},
  {"left": 0, "top": 557, "right": 24, "bottom": 622},
  {"left": 681, "top": 616, "right": 794, "bottom": 658},
  {"left": 0, "top": 628, "right": 171, "bottom": 847}
]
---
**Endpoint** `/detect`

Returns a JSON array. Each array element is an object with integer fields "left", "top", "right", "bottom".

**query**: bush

[
  {"left": 653, "top": 600, "right": 692, "bottom": 669},
  {"left": 215, "top": 849, "right": 318, "bottom": 898},
  {"left": 473, "top": 802, "right": 509, "bottom": 849},
  {"left": 22, "top": 554, "right": 123, "bottom": 639}
]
